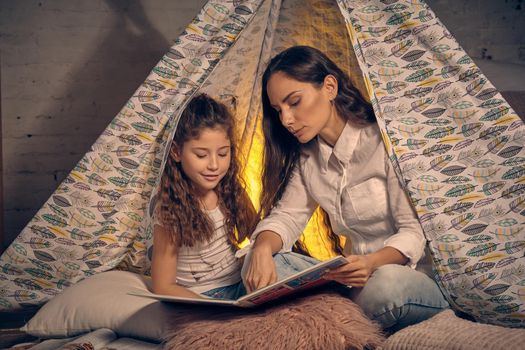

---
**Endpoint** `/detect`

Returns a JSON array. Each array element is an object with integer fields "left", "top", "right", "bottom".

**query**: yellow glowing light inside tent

[{"left": 237, "top": 111, "right": 345, "bottom": 261}]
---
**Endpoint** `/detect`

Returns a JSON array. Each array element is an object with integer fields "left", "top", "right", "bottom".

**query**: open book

[{"left": 129, "top": 255, "right": 348, "bottom": 307}]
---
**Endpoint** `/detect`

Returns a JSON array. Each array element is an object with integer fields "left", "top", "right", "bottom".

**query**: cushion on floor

[
  {"left": 379, "top": 309, "right": 525, "bottom": 350},
  {"left": 163, "top": 291, "right": 385, "bottom": 350},
  {"left": 21, "top": 271, "right": 178, "bottom": 341}
]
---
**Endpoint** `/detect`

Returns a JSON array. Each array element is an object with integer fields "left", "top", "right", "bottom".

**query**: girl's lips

[{"left": 203, "top": 174, "right": 219, "bottom": 181}]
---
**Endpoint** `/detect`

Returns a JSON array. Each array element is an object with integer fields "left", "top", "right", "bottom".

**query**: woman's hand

[
  {"left": 243, "top": 244, "right": 277, "bottom": 293},
  {"left": 243, "top": 230, "right": 284, "bottom": 293},
  {"left": 323, "top": 255, "right": 374, "bottom": 287},
  {"left": 324, "top": 247, "right": 409, "bottom": 287}
]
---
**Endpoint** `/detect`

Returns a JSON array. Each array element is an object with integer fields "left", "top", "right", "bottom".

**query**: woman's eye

[
  {"left": 195, "top": 154, "right": 206, "bottom": 158},
  {"left": 219, "top": 153, "right": 229, "bottom": 158},
  {"left": 290, "top": 99, "right": 300, "bottom": 106}
]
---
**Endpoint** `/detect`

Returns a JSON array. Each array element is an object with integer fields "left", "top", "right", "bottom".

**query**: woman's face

[{"left": 266, "top": 71, "right": 338, "bottom": 143}]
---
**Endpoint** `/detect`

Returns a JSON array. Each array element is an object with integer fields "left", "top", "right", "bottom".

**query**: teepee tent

[{"left": 1, "top": 0, "right": 524, "bottom": 328}]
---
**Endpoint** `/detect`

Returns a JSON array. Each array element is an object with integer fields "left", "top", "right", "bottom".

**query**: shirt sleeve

[
  {"left": 383, "top": 154, "right": 427, "bottom": 268},
  {"left": 250, "top": 165, "right": 318, "bottom": 253}
]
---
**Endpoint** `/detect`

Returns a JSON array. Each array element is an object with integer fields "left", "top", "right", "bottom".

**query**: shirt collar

[{"left": 316, "top": 122, "right": 360, "bottom": 172}]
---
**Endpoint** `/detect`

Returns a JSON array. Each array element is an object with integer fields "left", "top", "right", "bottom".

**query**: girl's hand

[
  {"left": 323, "top": 255, "right": 374, "bottom": 287},
  {"left": 243, "top": 245, "right": 277, "bottom": 293}
]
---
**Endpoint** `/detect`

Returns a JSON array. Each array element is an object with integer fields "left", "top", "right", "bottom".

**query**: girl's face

[
  {"left": 266, "top": 71, "right": 338, "bottom": 143},
  {"left": 174, "top": 126, "right": 231, "bottom": 195}
]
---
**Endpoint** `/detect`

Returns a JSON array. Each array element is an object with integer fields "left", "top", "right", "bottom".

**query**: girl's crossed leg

[{"left": 243, "top": 251, "right": 449, "bottom": 330}]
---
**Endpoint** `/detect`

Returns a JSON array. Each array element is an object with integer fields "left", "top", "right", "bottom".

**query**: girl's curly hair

[{"left": 158, "top": 93, "right": 257, "bottom": 248}]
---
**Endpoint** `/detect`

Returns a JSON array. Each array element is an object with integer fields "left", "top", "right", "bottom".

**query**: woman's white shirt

[{"left": 251, "top": 121, "right": 426, "bottom": 268}]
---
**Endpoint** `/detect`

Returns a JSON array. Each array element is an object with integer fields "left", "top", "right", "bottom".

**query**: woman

[{"left": 242, "top": 46, "right": 449, "bottom": 331}]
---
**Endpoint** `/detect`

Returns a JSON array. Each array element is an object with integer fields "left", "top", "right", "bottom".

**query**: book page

[
  {"left": 128, "top": 291, "right": 238, "bottom": 306},
  {"left": 128, "top": 255, "right": 348, "bottom": 308}
]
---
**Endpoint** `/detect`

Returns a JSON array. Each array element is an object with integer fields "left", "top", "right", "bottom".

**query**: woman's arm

[
  {"left": 243, "top": 167, "right": 317, "bottom": 291},
  {"left": 382, "top": 154, "right": 426, "bottom": 267},
  {"left": 325, "top": 153, "right": 423, "bottom": 287},
  {"left": 150, "top": 224, "right": 202, "bottom": 298},
  {"left": 250, "top": 166, "right": 318, "bottom": 251},
  {"left": 324, "top": 246, "right": 408, "bottom": 287},
  {"left": 243, "top": 230, "right": 283, "bottom": 292}
]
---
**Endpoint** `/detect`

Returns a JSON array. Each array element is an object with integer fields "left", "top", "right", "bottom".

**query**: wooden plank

[{"left": 0, "top": 53, "right": 4, "bottom": 254}]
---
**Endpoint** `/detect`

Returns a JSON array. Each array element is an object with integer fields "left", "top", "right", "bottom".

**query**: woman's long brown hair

[
  {"left": 260, "top": 46, "right": 376, "bottom": 256},
  {"left": 158, "top": 93, "right": 257, "bottom": 248}
]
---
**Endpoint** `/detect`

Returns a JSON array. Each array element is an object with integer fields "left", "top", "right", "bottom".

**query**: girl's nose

[{"left": 208, "top": 155, "right": 219, "bottom": 170}]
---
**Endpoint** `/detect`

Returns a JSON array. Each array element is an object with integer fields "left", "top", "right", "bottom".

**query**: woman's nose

[{"left": 280, "top": 108, "right": 294, "bottom": 126}]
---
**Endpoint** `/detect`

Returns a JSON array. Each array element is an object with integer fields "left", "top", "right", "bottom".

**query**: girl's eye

[
  {"left": 290, "top": 99, "right": 300, "bottom": 106},
  {"left": 195, "top": 154, "right": 207, "bottom": 158},
  {"left": 219, "top": 153, "right": 229, "bottom": 158}
]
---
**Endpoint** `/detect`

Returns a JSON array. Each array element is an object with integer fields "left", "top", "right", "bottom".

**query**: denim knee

[
  {"left": 351, "top": 264, "right": 448, "bottom": 329},
  {"left": 354, "top": 265, "right": 417, "bottom": 312},
  {"left": 241, "top": 250, "right": 319, "bottom": 284},
  {"left": 273, "top": 252, "right": 320, "bottom": 281}
]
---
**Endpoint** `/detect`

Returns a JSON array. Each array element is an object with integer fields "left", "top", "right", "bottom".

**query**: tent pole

[{"left": 0, "top": 52, "right": 4, "bottom": 254}]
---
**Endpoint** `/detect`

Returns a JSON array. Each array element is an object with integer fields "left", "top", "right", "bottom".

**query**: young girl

[
  {"left": 151, "top": 93, "right": 257, "bottom": 300},
  {"left": 242, "top": 46, "right": 449, "bottom": 331}
]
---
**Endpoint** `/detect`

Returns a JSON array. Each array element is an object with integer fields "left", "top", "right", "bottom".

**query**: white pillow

[{"left": 21, "top": 270, "right": 178, "bottom": 342}]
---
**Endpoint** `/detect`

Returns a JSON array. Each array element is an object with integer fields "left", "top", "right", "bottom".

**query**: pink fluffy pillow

[{"left": 164, "top": 292, "right": 385, "bottom": 350}]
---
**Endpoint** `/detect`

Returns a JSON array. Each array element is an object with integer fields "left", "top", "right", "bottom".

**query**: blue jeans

[
  {"left": 243, "top": 251, "right": 449, "bottom": 331},
  {"left": 202, "top": 280, "right": 246, "bottom": 300},
  {"left": 348, "top": 263, "right": 449, "bottom": 331},
  {"left": 240, "top": 249, "right": 321, "bottom": 284}
]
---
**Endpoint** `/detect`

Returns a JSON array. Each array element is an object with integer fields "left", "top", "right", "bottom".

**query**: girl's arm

[{"left": 150, "top": 224, "right": 202, "bottom": 298}]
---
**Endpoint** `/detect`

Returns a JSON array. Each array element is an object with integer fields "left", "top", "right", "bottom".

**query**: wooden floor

[
  {"left": 0, "top": 329, "right": 38, "bottom": 349},
  {"left": 0, "top": 309, "right": 39, "bottom": 349}
]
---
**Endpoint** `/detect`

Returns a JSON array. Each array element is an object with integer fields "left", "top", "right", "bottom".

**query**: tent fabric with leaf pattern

[{"left": 1, "top": 0, "right": 524, "bottom": 328}]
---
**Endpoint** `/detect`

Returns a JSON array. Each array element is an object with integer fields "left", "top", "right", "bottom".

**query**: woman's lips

[{"left": 292, "top": 126, "right": 305, "bottom": 138}]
